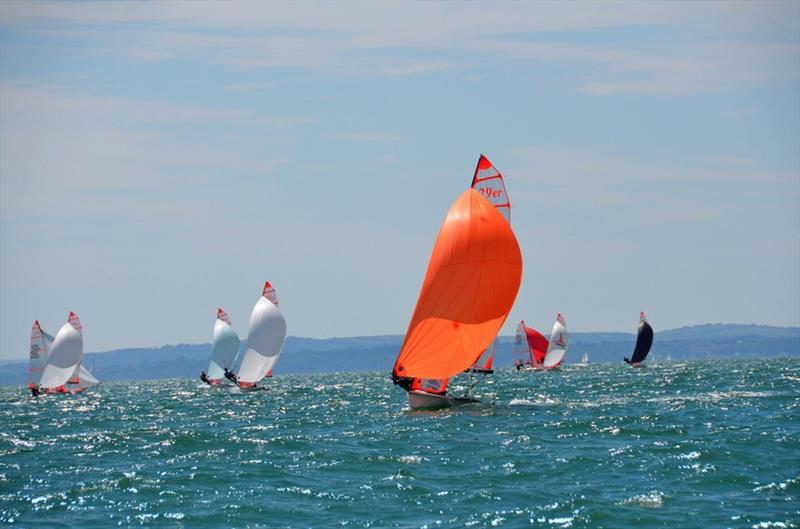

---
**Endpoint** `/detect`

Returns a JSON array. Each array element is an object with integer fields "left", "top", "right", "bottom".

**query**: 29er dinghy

[
  {"left": 28, "top": 321, "right": 53, "bottom": 390},
  {"left": 232, "top": 281, "right": 286, "bottom": 391},
  {"left": 514, "top": 320, "right": 548, "bottom": 370},
  {"left": 624, "top": 312, "right": 653, "bottom": 367},
  {"left": 392, "top": 163, "right": 522, "bottom": 409},
  {"left": 36, "top": 312, "right": 98, "bottom": 395},
  {"left": 514, "top": 314, "right": 569, "bottom": 370},
  {"left": 542, "top": 313, "right": 569, "bottom": 370},
  {"left": 201, "top": 308, "right": 240, "bottom": 385}
]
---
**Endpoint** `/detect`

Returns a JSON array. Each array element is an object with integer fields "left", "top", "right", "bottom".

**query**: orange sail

[{"left": 393, "top": 188, "right": 523, "bottom": 380}]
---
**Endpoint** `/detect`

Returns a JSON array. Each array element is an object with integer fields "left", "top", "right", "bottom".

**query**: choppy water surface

[{"left": 1, "top": 358, "right": 798, "bottom": 528}]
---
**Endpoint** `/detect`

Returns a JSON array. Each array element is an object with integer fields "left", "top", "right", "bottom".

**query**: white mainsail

[
  {"left": 543, "top": 313, "right": 569, "bottom": 368},
  {"left": 207, "top": 308, "right": 240, "bottom": 381},
  {"left": 237, "top": 281, "right": 287, "bottom": 385},
  {"left": 28, "top": 321, "right": 50, "bottom": 386},
  {"left": 39, "top": 312, "right": 83, "bottom": 390}
]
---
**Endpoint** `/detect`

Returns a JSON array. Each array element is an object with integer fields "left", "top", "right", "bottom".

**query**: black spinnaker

[{"left": 624, "top": 312, "right": 653, "bottom": 364}]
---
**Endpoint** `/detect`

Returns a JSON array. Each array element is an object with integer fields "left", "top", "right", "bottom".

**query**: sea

[{"left": 1, "top": 358, "right": 798, "bottom": 528}]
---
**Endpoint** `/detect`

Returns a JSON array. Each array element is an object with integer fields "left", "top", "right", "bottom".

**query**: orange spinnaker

[{"left": 393, "top": 188, "right": 523, "bottom": 379}]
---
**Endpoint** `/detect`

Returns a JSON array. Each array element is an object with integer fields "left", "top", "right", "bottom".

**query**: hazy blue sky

[{"left": 1, "top": 1, "right": 798, "bottom": 360}]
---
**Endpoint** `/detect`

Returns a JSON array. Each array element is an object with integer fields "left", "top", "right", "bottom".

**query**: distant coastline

[{"left": 1, "top": 323, "right": 798, "bottom": 386}]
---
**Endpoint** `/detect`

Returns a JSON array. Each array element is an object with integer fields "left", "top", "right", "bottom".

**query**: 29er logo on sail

[{"left": 477, "top": 186, "right": 503, "bottom": 199}]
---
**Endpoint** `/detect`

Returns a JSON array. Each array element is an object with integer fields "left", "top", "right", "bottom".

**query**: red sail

[{"left": 526, "top": 327, "right": 549, "bottom": 366}]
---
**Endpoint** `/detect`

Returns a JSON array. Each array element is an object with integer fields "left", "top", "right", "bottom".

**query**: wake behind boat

[
  {"left": 624, "top": 312, "right": 653, "bottom": 367},
  {"left": 392, "top": 155, "right": 522, "bottom": 410}
]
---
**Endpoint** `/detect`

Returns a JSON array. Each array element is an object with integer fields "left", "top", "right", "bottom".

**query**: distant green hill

[{"left": 1, "top": 324, "right": 797, "bottom": 386}]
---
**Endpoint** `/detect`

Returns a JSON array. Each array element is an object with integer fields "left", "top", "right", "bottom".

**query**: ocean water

[{"left": 1, "top": 358, "right": 798, "bottom": 528}]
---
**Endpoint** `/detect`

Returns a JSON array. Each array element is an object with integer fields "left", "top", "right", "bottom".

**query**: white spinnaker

[
  {"left": 39, "top": 321, "right": 83, "bottom": 389},
  {"left": 237, "top": 291, "right": 287, "bottom": 384},
  {"left": 29, "top": 322, "right": 50, "bottom": 385},
  {"left": 77, "top": 365, "right": 99, "bottom": 387},
  {"left": 543, "top": 314, "right": 569, "bottom": 368},
  {"left": 208, "top": 311, "right": 240, "bottom": 380}
]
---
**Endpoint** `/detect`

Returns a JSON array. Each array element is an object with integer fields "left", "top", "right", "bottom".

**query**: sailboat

[
  {"left": 578, "top": 352, "right": 590, "bottom": 365},
  {"left": 203, "top": 308, "right": 240, "bottom": 385},
  {"left": 234, "top": 281, "right": 286, "bottom": 391},
  {"left": 542, "top": 313, "right": 569, "bottom": 370},
  {"left": 407, "top": 155, "right": 515, "bottom": 393},
  {"left": 37, "top": 312, "right": 98, "bottom": 394},
  {"left": 28, "top": 321, "right": 52, "bottom": 389},
  {"left": 624, "top": 312, "right": 653, "bottom": 367},
  {"left": 513, "top": 320, "right": 548, "bottom": 370},
  {"left": 391, "top": 163, "right": 523, "bottom": 409},
  {"left": 513, "top": 314, "right": 568, "bottom": 370}
]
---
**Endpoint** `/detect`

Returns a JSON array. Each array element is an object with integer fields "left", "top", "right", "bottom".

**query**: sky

[{"left": 1, "top": 1, "right": 798, "bottom": 360}]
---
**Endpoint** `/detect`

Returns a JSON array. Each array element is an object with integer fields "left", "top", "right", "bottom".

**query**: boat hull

[{"left": 408, "top": 390, "right": 479, "bottom": 410}]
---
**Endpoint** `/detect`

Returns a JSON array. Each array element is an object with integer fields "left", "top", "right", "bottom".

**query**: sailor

[
  {"left": 200, "top": 370, "right": 210, "bottom": 384},
  {"left": 224, "top": 368, "right": 238, "bottom": 383},
  {"left": 390, "top": 373, "right": 413, "bottom": 392},
  {"left": 29, "top": 384, "right": 41, "bottom": 396}
]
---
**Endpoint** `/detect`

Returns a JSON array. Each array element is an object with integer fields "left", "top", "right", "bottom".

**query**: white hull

[
  {"left": 408, "top": 390, "right": 478, "bottom": 409},
  {"left": 516, "top": 364, "right": 544, "bottom": 371}
]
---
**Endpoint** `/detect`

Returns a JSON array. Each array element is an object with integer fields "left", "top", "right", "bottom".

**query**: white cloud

[{"left": 2, "top": 1, "right": 797, "bottom": 94}]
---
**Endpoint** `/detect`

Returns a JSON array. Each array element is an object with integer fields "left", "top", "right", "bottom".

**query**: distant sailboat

[
  {"left": 28, "top": 321, "right": 52, "bottom": 389},
  {"left": 466, "top": 339, "right": 496, "bottom": 375},
  {"left": 202, "top": 308, "right": 240, "bottom": 385},
  {"left": 234, "top": 281, "right": 286, "bottom": 391},
  {"left": 514, "top": 314, "right": 567, "bottom": 370},
  {"left": 37, "top": 312, "right": 98, "bottom": 394},
  {"left": 543, "top": 313, "right": 569, "bottom": 369},
  {"left": 391, "top": 180, "right": 523, "bottom": 409},
  {"left": 579, "top": 352, "right": 590, "bottom": 365},
  {"left": 624, "top": 312, "right": 653, "bottom": 367},
  {"left": 513, "top": 320, "right": 548, "bottom": 370}
]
